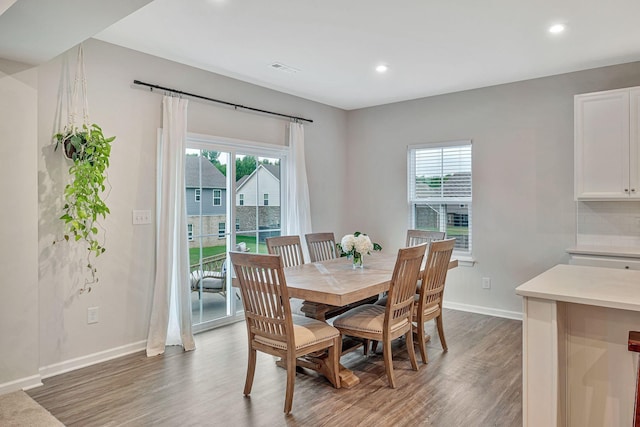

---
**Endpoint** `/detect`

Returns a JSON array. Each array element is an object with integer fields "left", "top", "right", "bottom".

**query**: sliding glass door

[{"left": 186, "top": 136, "right": 286, "bottom": 332}]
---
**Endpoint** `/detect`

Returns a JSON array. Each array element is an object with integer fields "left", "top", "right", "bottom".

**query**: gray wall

[
  {"left": 0, "top": 59, "right": 39, "bottom": 392},
  {"left": 32, "top": 38, "right": 348, "bottom": 380},
  {"left": 346, "top": 62, "right": 640, "bottom": 316},
  {"left": 3, "top": 34, "right": 640, "bottom": 392}
]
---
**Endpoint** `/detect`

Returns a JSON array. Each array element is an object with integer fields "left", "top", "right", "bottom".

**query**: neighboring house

[
  {"left": 414, "top": 172, "right": 471, "bottom": 247},
  {"left": 185, "top": 156, "right": 227, "bottom": 248},
  {"left": 235, "top": 163, "right": 281, "bottom": 237}
]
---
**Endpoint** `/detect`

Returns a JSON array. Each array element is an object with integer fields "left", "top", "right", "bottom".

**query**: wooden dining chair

[
  {"left": 410, "top": 238, "right": 456, "bottom": 364},
  {"left": 305, "top": 232, "right": 338, "bottom": 263},
  {"left": 230, "top": 251, "right": 341, "bottom": 414},
  {"left": 406, "top": 229, "right": 446, "bottom": 247},
  {"left": 333, "top": 244, "right": 427, "bottom": 388},
  {"left": 266, "top": 235, "right": 305, "bottom": 267}
]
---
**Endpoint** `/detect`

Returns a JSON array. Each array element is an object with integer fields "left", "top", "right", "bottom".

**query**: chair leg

[
  {"left": 383, "top": 337, "right": 396, "bottom": 388},
  {"left": 363, "top": 339, "right": 370, "bottom": 356},
  {"left": 244, "top": 348, "right": 257, "bottom": 396},
  {"left": 371, "top": 340, "right": 379, "bottom": 354},
  {"left": 436, "top": 315, "right": 448, "bottom": 352},
  {"left": 405, "top": 328, "right": 419, "bottom": 371},
  {"left": 284, "top": 352, "right": 296, "bottom": 414},
  {"left": 417, "top": 321, "right": 428, "bottom": 364}
]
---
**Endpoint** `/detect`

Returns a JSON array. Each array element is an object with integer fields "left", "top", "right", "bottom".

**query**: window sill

[{"left": 453, "top": 254, "right": 475, "bottom": 267}]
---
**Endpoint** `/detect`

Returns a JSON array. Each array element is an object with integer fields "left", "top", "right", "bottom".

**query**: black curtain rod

[{"left": 133, "top": 80, "right": 313, "bottom": 123}]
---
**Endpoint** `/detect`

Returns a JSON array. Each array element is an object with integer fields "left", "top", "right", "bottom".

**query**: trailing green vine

[{"left": 54, "top": 123, "right": 114, "bottom": 292}]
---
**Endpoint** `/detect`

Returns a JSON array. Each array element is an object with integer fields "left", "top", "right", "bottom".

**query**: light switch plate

[{"left": 132, "top": 210, "right": 152, "bottom": 225}]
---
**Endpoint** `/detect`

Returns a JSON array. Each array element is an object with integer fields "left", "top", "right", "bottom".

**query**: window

[
  {"left": 187, "top": 224, "right": 193, "bottom": 241},
  {"left": 218, "top": 222, "right": 226, "bottom": 238},
  {"left": 213, "top": 189, "right": 221, "bottom": 206},
  {"left": 236, "top": 218, "right": 240, "bottom": 231},
  {"left": 239, "top": 194, "right": 244, "bottom": 206},
  {"left": 408, "top": 140, "right": 472, "bottom": 254},
  {"left": 195, "top": 189, "right": 201, "bottom": 202},
  {"left": 263, "top": 193, "right": 269, "bottom": 206}
]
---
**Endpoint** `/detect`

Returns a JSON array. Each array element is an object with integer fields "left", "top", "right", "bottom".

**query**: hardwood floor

[{"left": 28, "top": 309, "right": 522, "bottom": 426}]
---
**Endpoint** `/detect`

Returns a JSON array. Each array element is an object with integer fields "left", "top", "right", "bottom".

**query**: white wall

[
  {"left": 0, "top": 59, "right": 39, "bottom": 391},
  {"left": 34, "top": 39, "right": 348, "bottom": 374},
  {"left": 346, "top": 62, "right": 640, "bottom": 317}
]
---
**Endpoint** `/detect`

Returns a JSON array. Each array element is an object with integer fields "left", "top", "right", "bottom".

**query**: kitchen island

[{"left": 516, "top": 264, "right": 640, "bottom": 426}]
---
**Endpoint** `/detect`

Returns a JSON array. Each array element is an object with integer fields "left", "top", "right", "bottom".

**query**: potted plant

[{"left": 54, "top": 123, "right": 115, "bottom": 292}]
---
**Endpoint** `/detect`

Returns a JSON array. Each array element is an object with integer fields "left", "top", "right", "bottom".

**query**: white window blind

[{"left": 408, "top": 140, "right": 472, "bottom": 254}]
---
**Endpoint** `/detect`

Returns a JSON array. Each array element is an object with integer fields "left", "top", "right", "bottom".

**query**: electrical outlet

[
  {"left": 87, "top": 306, "right": 99, "bottom": 324},
  {"left": 482, "top": 277, "right": 491, "bottom": 289},
  {"left": 132, "top": 210, "right": 152, "bottom": 225}
]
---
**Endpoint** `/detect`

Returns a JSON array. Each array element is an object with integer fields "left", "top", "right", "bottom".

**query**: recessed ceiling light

[
  {"left": 548, "top": 24, "right": 565, "bottom": 34},
  {"left": 376, "top": 64, "right": 388, "bottom": 73}
]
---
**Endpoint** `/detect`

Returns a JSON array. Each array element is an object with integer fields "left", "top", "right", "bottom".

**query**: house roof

[
  {"left": 185, "top": 156, "right": 226, "bottom": 189},
  {"left": 236, "top": 163, "right": 281, "bottom": 192}
]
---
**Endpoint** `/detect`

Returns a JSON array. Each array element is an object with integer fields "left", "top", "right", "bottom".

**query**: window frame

[
  {"left": 407, "top": 140, "right": 472, "bottom": 256},
  {"left": 263, "top": 193, "right": 269, "bottom": 206},
  {"left": 195, "top": 188, "right": 201, "bottom": 202},
  {"left": 213, "top": 189, "right": 222, "bottom": 206},
  {"left": 187, "top": 223, "right": 193, "bottom": 241}
]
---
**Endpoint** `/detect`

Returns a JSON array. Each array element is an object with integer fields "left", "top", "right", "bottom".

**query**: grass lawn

[{"left": 189, "top": 235, "right": 269, "bottom": 264}]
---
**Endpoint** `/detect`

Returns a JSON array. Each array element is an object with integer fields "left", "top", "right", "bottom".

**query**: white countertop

[
  {"left": 567, "top": 245, "right": 640, "bottom": 258},
  {"left": 516, "top": 264, "right": 640, "bottom": 312}
]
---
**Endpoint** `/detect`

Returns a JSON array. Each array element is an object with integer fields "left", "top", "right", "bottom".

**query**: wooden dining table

[{"left": 281, "top": 251, "right": 458, "bottom": 387}]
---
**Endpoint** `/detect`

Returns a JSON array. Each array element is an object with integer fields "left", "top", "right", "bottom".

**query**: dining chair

[
  {"left": 333, "top": 243, "right": 427, "bottom": 388},
  {"left": 266, "top": 235, "right": 305, "bottom": 267},
  {"left": 406, "top": 229, "right": 446, "bottom": 247},
  {"left": 305, "top": 232, "right": 338, "bottom": 263},
  {"left": 266, "top": 235, "right": 306, "bottom": 315},
  {"left": 412, "top": 238, "right": 455, "bottom": 364},
  {"left": 230, "top": 251, "right": 341, "bottom": 414}
]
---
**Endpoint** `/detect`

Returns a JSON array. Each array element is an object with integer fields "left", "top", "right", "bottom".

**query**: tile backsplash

[{"left": 577, "top": 201, "right": 640, "bottom": 247}]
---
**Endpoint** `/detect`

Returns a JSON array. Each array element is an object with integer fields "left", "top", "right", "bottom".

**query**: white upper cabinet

[{"left": 574, "top": 87, "right": 640, "bottom": 200}]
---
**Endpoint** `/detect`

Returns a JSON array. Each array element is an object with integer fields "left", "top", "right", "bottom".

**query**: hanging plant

[{"left": 53, "top": 45, "right": 115, "bottom": 293}]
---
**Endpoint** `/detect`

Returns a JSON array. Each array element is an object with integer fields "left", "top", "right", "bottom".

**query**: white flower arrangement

[{"left": 338, "top": 231, "right": 382, "bottom": 268}]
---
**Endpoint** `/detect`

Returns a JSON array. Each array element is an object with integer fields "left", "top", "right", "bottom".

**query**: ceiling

[{"left": 3, "top": 1, "right": 640, "bottom": 110}]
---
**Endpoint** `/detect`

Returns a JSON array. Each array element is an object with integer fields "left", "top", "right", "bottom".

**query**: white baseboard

[
  {"left": 39, "top": 340, "right": 147, "bottom": 380},
  {"left": 0, "top": 375, "right": 43, "bottom": 395},
  {"left": 443, "top": 301, "right": 523, "bottom": 321}
]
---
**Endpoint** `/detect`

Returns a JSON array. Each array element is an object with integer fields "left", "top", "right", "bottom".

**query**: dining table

[{"left": 281, "top": 251, "right": 458, "bottom": 388}]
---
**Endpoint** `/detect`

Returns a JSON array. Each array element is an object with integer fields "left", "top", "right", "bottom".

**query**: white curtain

[
  {"left": 284, "top": 122, "right": 313, "bottom": 260},
  {"left": 146, "top": 96, "right": 195, "bottom": 356}
]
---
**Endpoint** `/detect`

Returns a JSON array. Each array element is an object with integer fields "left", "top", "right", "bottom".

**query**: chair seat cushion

[
  {"left": 255, "top": 315, "right": 339, "bottom": 350},
  {"left": 333, "top": 304, "right": 408, "bottom": 334},
  {"left": 190, "top": 270, "right": 224, "bottom": 290}
]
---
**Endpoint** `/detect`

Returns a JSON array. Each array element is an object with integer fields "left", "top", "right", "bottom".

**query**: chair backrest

[
  {"left": 266, "top": 235, "right": 305, "bottom": 267},
  {"left": 417, "top": 238, "right": 455, "bottom": 312},
  {"left": 230, "top": 252, "right": 294, "bottom": 347},
  {"left": 384, "top": 244, "right": 428, "bottom": 328},
  {"left": 305, "top": 232, "right": 338, "bottom": 263},
  {"left": 406, "top": 229, "right": 446, "bottom": 247}
]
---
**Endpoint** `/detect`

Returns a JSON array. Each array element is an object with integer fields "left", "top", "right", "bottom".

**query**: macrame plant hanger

[{"left": 64, "top": 44, "right": 90, "bottom": 158}]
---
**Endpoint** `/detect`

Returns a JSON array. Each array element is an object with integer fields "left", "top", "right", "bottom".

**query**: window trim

[
  {"left": 407, "top": 140, "right": 472, "bottom": 256},
  {"left": 187, "top": 223, "right": 193, "bottom": 241},
  {"left": 263, "top": 193, "right": 269, "bottom": 206},
  {"left": 213, "top": 189, "right": 222, "bottom": 206},
  {"left": 239, "top": 193, "right": 244, "bottom": 206},
  {"left": 195, "top": 188, "right": 201, "bottom": 202}
]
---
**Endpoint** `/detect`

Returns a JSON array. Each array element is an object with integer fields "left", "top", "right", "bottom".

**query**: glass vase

[{"left": 352, "top": 252, "right": 363, "bottom": 269}]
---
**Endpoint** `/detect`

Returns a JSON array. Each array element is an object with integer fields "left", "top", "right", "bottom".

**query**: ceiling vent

[{"left": 270, "top": 62, "right": 299, "bottom": 74}]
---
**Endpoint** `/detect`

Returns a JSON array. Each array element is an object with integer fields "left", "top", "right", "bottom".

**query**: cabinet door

[
  {"left": 630, "top": 89, "right": 640, "bottom": 198},
  {"left": 575, "top": 90, "right": 630, "bottom": 199}
]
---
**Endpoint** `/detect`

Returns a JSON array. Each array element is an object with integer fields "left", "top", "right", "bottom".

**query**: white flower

[
  {"left": 354, "top": 234, "right": 373, "bottom": 254},
  {"left": 340, "top": 234, "right": 356, "bottom": 252}
]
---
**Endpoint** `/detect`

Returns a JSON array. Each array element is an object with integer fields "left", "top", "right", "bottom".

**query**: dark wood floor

[{"left": 28, "top": 309, "right": 522, "bottom": 427}]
